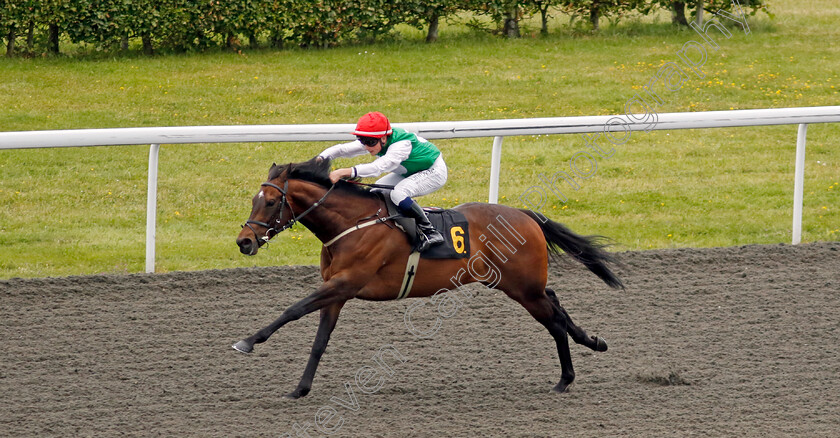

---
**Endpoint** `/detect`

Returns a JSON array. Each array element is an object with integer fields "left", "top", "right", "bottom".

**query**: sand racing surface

[{"left": 2, "top": 242, "right": 839, "bottom": 437}]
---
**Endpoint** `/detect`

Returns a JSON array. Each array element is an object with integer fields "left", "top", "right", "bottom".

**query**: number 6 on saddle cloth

[{"left": 381, "top": 194, "right": 471, "bottom": 259}]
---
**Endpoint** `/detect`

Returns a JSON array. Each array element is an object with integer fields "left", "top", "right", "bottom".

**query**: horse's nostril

[{"left": 238, "top": 238, "right": 255, "bottom": 255}]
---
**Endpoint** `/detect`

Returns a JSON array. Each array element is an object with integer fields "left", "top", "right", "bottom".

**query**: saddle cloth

[{"left": 379, "top": 194, "right": 470, "bottom": 259}]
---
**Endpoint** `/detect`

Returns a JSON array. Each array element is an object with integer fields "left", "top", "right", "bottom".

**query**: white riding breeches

[{"left": 374, "top": 155, "right": 448, "bottom": 205}]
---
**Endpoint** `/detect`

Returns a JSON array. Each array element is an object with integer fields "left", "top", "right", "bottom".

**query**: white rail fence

[{"left": 2, "top": 106, "right": 838, "bottom": 273}]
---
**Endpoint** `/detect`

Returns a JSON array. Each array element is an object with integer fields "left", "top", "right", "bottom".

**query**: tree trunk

[
  {"left": 48, "top": 24, "right": 60, "bottom": 55},
  {"left": 6, "top": 27, "right": 16, "bottom": 57},
  {"left": 26, "top": 21, "right": 35, "bottom": 52},
  {"left": 540, "top": 5, "right": 550, "bottom": 35},
  {"left": 426, "top": 13, "right": 439, "bottom": 43},
  {"left": 671, "top": 2, "right": 688, "bottom": 26},
  {"left": 195, "top": 30, "right": 207, "bottom": 50},
  {"left": 142, "top": 34, "right": 154, "bottom": 56},
  {"left": 249, "top": 32, "right": 258, "bottom": 48},
  {"left": 590, "top": 1, "right": 601, "bottom": 31},
  {"left": 121, "top": 34, "right": 129, "bottom": 52},
  {"left": 271, "top": 32, "right": 283, "bottom": 49},
  {"left": 504, "top": 6, "right": 520, "bottom": 38},
  {"left": 696, "top": 1, "right": 704, "bottom": 26}
]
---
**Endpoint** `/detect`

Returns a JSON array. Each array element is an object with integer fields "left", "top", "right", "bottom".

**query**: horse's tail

[{"left": 519, "top": 209, "right": 625, "bottom": 290}]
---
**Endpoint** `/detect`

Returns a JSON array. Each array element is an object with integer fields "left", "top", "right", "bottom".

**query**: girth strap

[{"left": 397, "top": 251, "right": 421, "bottom": 300}]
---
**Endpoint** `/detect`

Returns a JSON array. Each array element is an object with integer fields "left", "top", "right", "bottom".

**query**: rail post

[
  {"left": 489, "top": 136, "right": 503, "bottom": 203},
  {"left": 146, "top": 144, "right": 160, "bottom": 273},
  {"left": 792, "top": 124, "right": 808, "bottom": 244}
]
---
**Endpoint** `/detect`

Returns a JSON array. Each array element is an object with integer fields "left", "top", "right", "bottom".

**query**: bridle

[{"left": 243, "top": 179, "right": 336, "bottom": 244}]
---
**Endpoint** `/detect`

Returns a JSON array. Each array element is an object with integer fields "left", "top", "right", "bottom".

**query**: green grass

[{"left": 1, "top": 1, "right": 838, "bottom": 279}]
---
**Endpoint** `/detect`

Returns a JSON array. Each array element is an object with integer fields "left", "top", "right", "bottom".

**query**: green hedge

[{"left": 0, "top": 0, "right": 770, "bottom": 56}]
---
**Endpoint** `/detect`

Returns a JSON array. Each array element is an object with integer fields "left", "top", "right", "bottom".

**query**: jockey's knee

[
  {"left": 390, "top": 189, "right": 410, "bottom": 206},
  {"left": 397, "top": 197, "right": 415, "bottom": 211}
]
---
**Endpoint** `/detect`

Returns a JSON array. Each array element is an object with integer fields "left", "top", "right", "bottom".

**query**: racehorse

[{"left": 233, "top": 157, "right": 624, "bottom": 398}]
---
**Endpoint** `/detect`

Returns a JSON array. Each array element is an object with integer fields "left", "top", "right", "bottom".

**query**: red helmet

[{"left": 352, "top": 111, "right": 392, "bottom": 138}]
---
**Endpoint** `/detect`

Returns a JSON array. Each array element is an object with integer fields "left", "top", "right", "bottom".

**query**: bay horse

[{"left": 234, "top": 157, "right": 623, "bottom": 398}]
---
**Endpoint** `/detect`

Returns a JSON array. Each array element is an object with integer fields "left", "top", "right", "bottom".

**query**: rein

[
  {"left": 320, "top": 179, "right": 401, "bottom": 246},
  {"left": 345, "top": 180, "right": 395, "bottom": 190},
  {"left": 243, "top": 180, "right": 336, "bottom": 243}
]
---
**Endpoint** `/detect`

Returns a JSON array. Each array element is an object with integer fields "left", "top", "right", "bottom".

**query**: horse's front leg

[
  {"left": 285, "top": 301, "right": 346, "bottom": 399},
  {"left": 232, "top": 278, "right": 353, "bottom": 354}
]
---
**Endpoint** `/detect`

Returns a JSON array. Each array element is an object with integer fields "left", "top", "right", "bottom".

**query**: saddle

[{"left": 378, "top": 193, "right": 470, "bottom": 259}]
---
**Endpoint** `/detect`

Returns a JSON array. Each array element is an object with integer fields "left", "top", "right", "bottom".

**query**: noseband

[{"left": 243, "top": 180, "right": 335, "bottom": 244}]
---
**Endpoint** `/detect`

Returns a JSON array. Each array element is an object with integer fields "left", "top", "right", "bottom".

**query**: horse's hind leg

[
  {"left": 545, "top": 288, "right": 608, "bottom": 352},
  {"left": 514, "top": 292, "right": 578, "bottom": 393}
]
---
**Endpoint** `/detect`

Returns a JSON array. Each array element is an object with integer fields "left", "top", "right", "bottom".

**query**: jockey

[{"left": 318, "top": 111, "right": 447, "bottom": 251}]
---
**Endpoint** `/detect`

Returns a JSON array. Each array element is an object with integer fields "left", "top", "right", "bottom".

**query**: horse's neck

[{"left": 291, "top": 183, "right": 383, "bottom": 243}]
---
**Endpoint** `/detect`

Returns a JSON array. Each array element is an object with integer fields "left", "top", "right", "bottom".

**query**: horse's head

[
  {"left": 236, "top": 158, "right": 337, "bottom": 255},
  {"left": 236, "top": 162, "right": 296, "bottom": 256}
]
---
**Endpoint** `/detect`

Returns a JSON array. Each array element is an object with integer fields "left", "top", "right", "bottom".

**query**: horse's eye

[{"left": 266, "top": 199, "right": 276, "bottom": 207}]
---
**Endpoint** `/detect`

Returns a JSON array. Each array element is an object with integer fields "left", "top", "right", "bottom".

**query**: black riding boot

[{"left": 400, "top": 199, "right": 444, "bottom": 252}]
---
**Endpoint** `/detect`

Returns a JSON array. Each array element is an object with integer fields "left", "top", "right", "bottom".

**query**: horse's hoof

[
  {"left": 551, "top": 380, "right": 573, "bottom": 394},
  {"left": 284, "top": 388, "right": 310, "bottom": 399},
  {"left": 232, "top": 340, "right": 253, "bottom": 354},
  {"left": 594, "top": 336, "right": 608, "bottom": 352}
]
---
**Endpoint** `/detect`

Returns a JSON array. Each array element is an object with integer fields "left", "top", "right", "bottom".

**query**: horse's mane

[{"left": 268, "top": 157, "right": 377, "bottom": 199}]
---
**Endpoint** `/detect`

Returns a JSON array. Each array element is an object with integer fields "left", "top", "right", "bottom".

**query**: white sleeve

[
  {"left": 353, "top": 140, "right": 412, "bottom": 178},
  {"left": 318, "top": 141, "right": 368, "bottom": 160}
]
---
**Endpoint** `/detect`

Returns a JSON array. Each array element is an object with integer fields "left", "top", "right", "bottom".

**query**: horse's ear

[{"left": 268, "top": 162, "right": 277, "bottom": 177}]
